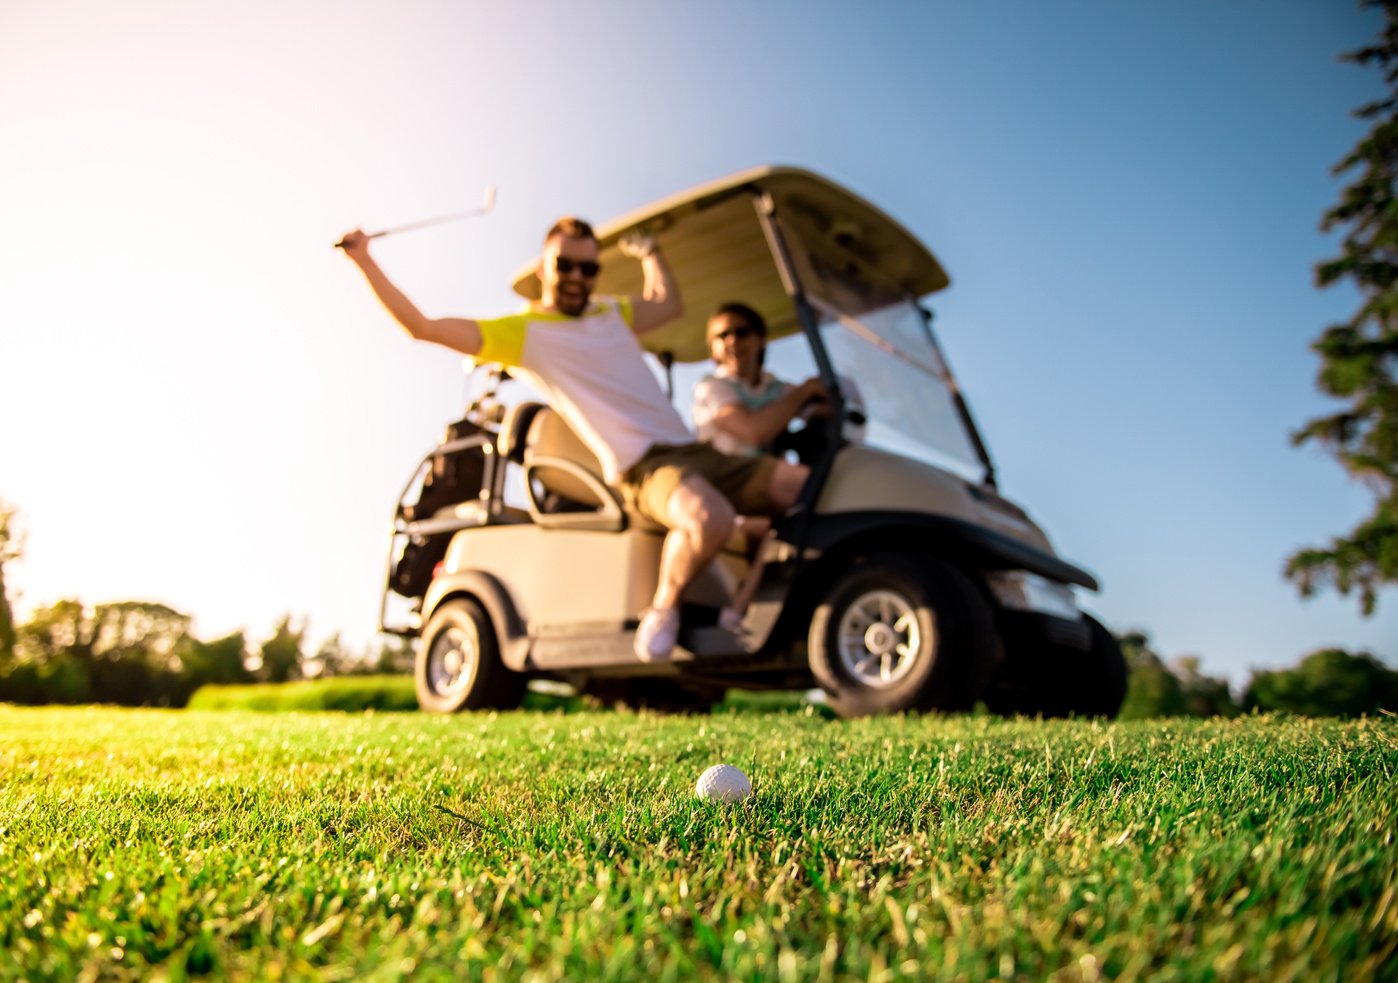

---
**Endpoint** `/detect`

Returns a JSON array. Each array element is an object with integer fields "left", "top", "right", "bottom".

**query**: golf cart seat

[{"left": 499, "top": 402, "right": 626, "bottom": 531}]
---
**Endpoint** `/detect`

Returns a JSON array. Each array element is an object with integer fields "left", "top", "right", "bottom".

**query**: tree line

[
  {"left": 0, "top": 501, "right": 410, "bottom": 707},
  {"left": 1117, "top": 629, "right": 1397, "bottom": 719},
  {"left": 0, "top": 599, "right": 411, "bottom": 708}
]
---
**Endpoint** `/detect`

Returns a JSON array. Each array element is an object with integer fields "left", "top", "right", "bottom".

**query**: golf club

[{"left": 334, "top": 184, "right": 496, "bottom": 249}]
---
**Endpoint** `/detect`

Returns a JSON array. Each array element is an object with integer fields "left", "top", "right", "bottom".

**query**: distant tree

[
  {"left": 180, "top": 631, "right": 253, "bottom": 688},
  {"left": 15, "top": 599, "right": 97, "bottom": 701},
  {"left": 255, "top": 615, "right": 306, "bottom": 683},
  {"left": 89, "top": 601, "right": 192, "bottom": 705},
  {"left": 1114, "top": 633, "right": 1240, "bottom": 719},
  {"left": 0, "top": 501, "right": 21, "bottom": 667},
  {"left": 1171, "top": 655, "right": 1242, "bottom": 718},
  {"left": 91, "top": 601, "right": 190, "bottom": 666},
  {"left": 1244, "top": 647, "right": 1398, "bottom": 716},
  {"left": 1117, "top": 630, "right": 1189, "bottom": 719},
  {"left": 1288, "top": 1, "right": 1398, "bottom": 615},
  {"left": 368, "top": 634, "right": 414, "bottom": 675},
  {"left": 309, "top": 631, "right": 362, "bottom": 678},
  {"left": 10, "top": 599, "right": 193, "bottom": 704}
]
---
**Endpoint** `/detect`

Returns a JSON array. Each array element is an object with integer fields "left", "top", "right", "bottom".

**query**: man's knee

[
  {"left": 666, "top": 476, "right": 736, "bottom": 543},
  {"left": 767, "top": 461, "right": 810, "bottom": 510}
]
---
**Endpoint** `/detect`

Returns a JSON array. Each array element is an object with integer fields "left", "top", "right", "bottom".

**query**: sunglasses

[
  {"left": 711, "top": 325, "right": 758, "bottom": 342},
  {"left": 554, "top": 256, "right": 601, "bottom": 278}
]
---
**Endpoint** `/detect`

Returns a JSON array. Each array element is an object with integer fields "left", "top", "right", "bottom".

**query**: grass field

[{"left": 2, "top": 707, "right": 1394, "bottom": 981}]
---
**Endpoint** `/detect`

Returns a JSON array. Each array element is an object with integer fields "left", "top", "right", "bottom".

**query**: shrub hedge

[{"left": 187, "top": 675, "right": 418, "bottom": 712}]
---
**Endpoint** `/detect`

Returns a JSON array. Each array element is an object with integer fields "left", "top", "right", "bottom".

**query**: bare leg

[
  {"left": 652, "top": 475, "right": 737, "bottom": 611},
  {"left": 721, "top": 528, "right": 777, "bottom": 631},
  {"left": 735, "top": 514, "right": 772, "bottom": 547},
  {"left": 766, "top": 460, "right": 810, "bottom": 511},
  {"left": 721, "top": 461, "right": 810, "bottom": 629},
  {"left": 635, "top": 475, "right": 737, "bottom": 661}
]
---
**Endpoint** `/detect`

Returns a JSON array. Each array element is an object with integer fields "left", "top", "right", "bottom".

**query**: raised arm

[
  {"left": 619, "top": 233, "right": 683, "bottom": 334},
  {"left": 338, "top": 230, "right": 484, "bottom": 356}
]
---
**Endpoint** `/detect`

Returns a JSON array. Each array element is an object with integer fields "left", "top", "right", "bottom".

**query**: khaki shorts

[{"left": 618, "top": 443, "right": 779, "bottom": 526}]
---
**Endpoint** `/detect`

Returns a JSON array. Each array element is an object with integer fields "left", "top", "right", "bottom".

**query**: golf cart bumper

[
  {"left": 996, "top": 609, "right": 1092, "bottom": 652},
  {"left": 984, "top": 567, "right": 1092, "bottom": 650}
]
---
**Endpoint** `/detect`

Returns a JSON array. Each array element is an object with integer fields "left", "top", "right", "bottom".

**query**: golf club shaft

[{"left": 335, "top": 185, "right": 496, "bottom": 249}]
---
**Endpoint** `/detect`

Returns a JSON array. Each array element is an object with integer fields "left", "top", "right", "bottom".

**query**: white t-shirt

[
  {"left": 691, "top": 367, "right": 794, "bottom": 457},
  {"left": 475, "top": 298, "right": 692, "bottom": 482}
]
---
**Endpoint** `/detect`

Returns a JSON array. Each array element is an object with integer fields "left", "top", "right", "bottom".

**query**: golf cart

[{"left": 380, "top": 166, "right": 1127, "bottom": 718}]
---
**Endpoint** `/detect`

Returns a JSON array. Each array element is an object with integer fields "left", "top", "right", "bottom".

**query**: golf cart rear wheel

[
  {"left": 416, "top": 598, "right": 523, "bottom": 713},
  {"left": 808, "top": 555, "right": 995, "bottom": 717}
]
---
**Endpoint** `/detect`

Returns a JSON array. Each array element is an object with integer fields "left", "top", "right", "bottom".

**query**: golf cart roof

[{"left": 511, "top": 165, "right": 950, "bottom": 363}]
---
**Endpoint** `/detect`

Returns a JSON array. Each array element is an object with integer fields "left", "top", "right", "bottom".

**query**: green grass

[{"left": 1, "top": 707, "right": 1394, "bottom": 981}]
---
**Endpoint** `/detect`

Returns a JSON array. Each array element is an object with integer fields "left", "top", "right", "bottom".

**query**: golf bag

[{"left": 390, "top": 415, "right": 488, "bottom": 598}]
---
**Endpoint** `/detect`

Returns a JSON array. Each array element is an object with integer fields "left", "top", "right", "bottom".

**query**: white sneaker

[{"left": 634, "top": 607, "right": 680, "bottom": 662}]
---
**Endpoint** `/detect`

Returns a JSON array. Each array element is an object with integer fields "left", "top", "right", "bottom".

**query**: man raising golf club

[{"left": 338, "top": 217, "right": 810, "bottom": 660}]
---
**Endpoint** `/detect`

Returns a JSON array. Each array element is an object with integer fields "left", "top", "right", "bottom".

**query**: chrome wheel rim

[
  {"left": 836, "top": 589, "right": 922, "bottom": 689},
  {"left": 426, "top": 623, "right": 478, "bottom": 697}
]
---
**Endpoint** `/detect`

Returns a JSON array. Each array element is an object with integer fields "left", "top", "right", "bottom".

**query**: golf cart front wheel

[
  {"left": 808, "top": 555, "right": 995, "bottom": 717},
  {"left": 1071, "top": 614, "right": 1128, "bottom": 718},
  {"left": 416, "top": 598, "right": 523, "bottom": 713},
  {"left": 984, "top": 613, "right": 1128, "bottom": 719}
]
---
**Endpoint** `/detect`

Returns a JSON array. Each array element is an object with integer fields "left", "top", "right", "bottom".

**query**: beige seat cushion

[
  {"left": 511, "top": 405, "right": 749, "bottom": 550},
  {"left": 524, "top": 408, "right": 613, "bottom": 507}
]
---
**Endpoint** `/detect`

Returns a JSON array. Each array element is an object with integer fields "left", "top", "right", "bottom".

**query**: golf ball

[{"left": 695, "top": 763, "right": 752, "bottom": 803}]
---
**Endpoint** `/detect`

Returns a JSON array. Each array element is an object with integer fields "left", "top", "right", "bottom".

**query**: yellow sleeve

[
  {"left": 474, "top": 314, "right": 528, "bottom": 366},
  {"left": 617, "top": 297, "right": 634, "bottom": 329}
]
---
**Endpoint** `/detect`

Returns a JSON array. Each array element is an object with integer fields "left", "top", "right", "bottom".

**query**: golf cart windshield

[
  {"left": 816, "top": 297, "right": 984, "bottom": 481},
  {"left": 768, "top": 243, "right": 986, "bottom": 481}
]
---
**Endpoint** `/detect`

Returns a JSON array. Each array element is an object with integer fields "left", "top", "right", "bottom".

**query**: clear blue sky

[{"left": 2, "top": 0, "right": 1393, "bottom": 683}]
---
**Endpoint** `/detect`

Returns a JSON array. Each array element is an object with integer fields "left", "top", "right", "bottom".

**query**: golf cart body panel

[
  {"left": 423, "top": 526, "right": 756, "bottom": 672},
  {"left": 387, "top": 165, "right": 1125, "bottom": 717},
  {"left": 810, "top": 444, "right": 1094, "bottom": 587},
  {"left": 816, "top": 444, "right": 1021, "bottom": 537},
  {"left": 438, "top": 524, "right": 743, "bottom": 631}
]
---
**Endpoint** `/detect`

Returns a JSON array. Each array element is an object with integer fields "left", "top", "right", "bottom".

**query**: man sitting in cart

[
  {"left": 692, "top": 301, "right": 830, "bottom": 458},
  {"left": 338, "top": 217, "right": 812, "bottom": 661}
]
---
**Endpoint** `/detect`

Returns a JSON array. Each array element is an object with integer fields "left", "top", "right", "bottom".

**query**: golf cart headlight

[{"left": 987, "top": 571, "right": 1080, "bottom": 620}]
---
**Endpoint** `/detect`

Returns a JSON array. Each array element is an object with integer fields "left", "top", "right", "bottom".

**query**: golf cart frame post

[{"left": 751, "top": 189, "right": 849, "bottom": 540}]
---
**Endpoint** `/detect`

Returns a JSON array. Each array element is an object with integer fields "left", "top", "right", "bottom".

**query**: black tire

[
  {"left": 986, "top": 613, "right": 1127, "bottom": 719},
  {"left": 808, "top": 555, "right": 997, "bottom": 717},
  {"left": 1077, "top": 614, "right": 1128, "bottom": 718},
  {"left": 416, "top": 598, "right": 524, "bottom": 713}
]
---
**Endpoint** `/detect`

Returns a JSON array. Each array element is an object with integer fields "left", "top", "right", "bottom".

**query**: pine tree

[{"left": 1289, "top": 1, "right": 1398, "bottom": 615}]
